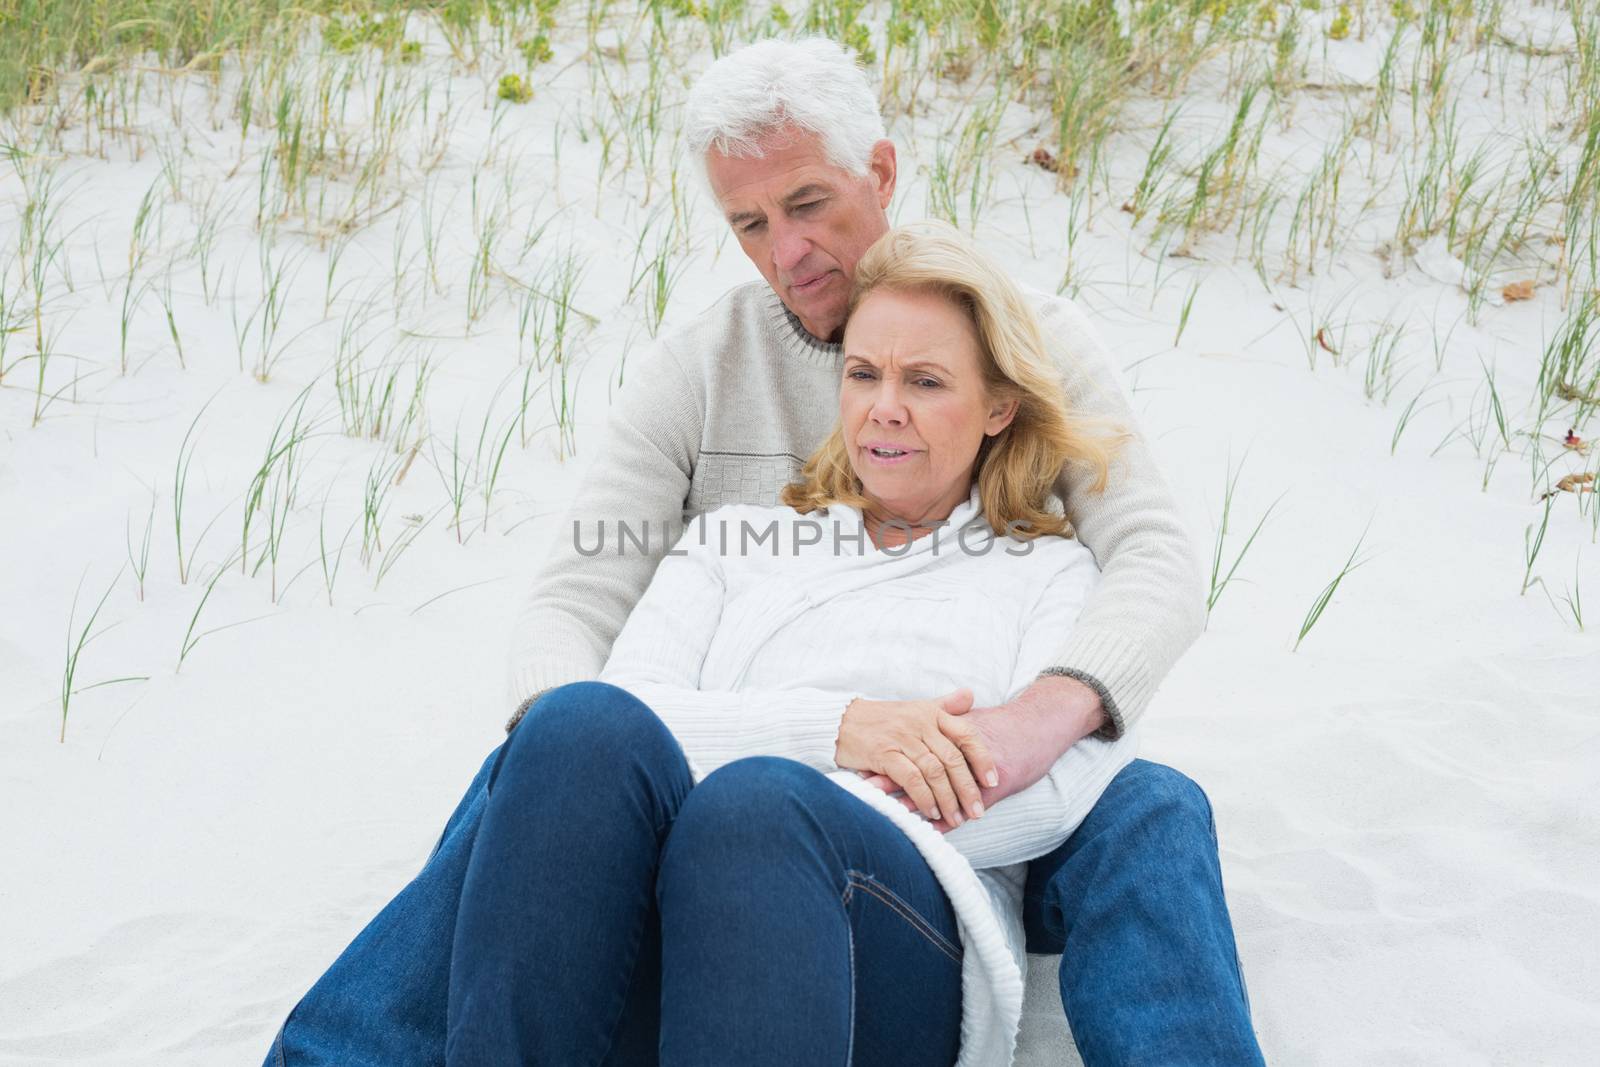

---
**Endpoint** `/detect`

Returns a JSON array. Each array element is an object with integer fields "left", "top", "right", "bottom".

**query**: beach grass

[{"left": 4, "top": 0, "right": 1598, "bottom": 688}]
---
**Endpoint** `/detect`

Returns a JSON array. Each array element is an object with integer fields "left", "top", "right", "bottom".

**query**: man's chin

[{"left": 783, "top": 293, "right": 847, "bottom": 343}]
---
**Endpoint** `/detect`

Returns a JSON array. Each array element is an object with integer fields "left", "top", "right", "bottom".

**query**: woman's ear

[{"left": 985, "top": 397, "right": 1020, "bottom": 436}]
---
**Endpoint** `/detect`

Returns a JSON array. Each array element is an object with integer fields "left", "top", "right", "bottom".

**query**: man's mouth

[{"left": 791, "top": 271, "right": 833, "bottom": 294}]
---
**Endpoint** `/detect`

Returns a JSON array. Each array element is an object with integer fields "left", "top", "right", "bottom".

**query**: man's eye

[
  {"left": 793, "top": 200, "right": 822, "bottom": 213},
  {"left": 741, "top": 220, "right": 766, "bottom": 234},
  {"left": 847, "top": 369, "right": 875, "bottom": 381}
]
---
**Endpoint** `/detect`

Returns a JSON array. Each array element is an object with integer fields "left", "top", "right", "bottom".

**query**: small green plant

[
  {"left": 60, "top": 567, "right": 132, "bottom": 743},
  {"left": 1294, "top": 522, "right": 1373, "bottom": 651},
  {"left": 156, "top": 264, "right": 186, "bottom": 370},
  {"left": 519, "top": 34, "right": 553, "bottom": 66},
  {"left": 239, "top": 387, "right": 314, "bottom": 594},
  {"left": 1559, "top": 556, "right": 1584, "bottom": 630},
  {"left": 178, "top": 552, "right": 243, "bottom": 672},
  {"left": 1364, "top": 317, "right": 1407, "bottom": 404},
  {"left": 498, "top": 74, "right": 534, "bottom": 104},
  {"left": 1328, "top": 4, "right": 1351, "bottom": 40},
  {"left": 1175, "top": 276, "right": 1203, "bottom": 347},
  {"left": 323, "top": 12, "right": 401, "bottom": 54},
  {"left": 433, "top": 420, "right": 474, "bottom": 544},
  {"left": 173, "top": 398, "right": 214, "bottom": 585},
  {"left": 318, "top": 490, "right": 355, "bottom": 607},
  {"left": 1522, "top": 495, "right": 1554, "bottom": 596},
  {"left": 126, "top": 491, "right": 156, "bottom": 602},
  {"left": 1207, "top": 455, "right": 1285, "bottom": 621},
  {"left": 360, "top": 455, "right": 391, "bottom": 567}
]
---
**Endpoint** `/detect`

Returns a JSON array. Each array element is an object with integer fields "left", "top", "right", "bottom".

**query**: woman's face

[{"left": 839, "top": 287, "right": 1017, "bottom": 525}]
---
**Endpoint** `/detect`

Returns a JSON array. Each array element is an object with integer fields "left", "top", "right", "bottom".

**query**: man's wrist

[{"left": 1018, "top": 672, "right": 1110, "bottom": 747}]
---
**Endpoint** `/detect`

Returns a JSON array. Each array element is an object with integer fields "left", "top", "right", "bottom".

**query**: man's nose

[{"left": 771, "top": 220, "right": 811, "bottom": 274}]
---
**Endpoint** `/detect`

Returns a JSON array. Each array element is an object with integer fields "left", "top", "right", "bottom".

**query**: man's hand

[
  {"left": 835, "top": 689, "right": 997, "bottom": 827},
  {"left": 859, "top": 674, "right": 1106, "bottom": 831}
]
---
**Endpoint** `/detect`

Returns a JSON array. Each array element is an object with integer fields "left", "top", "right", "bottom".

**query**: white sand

[{"left": 2, "top": 9, "right": 1598, "bottom": 1065}]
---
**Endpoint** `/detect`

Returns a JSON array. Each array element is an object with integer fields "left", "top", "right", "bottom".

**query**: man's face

[{"left": 705, "top": 129, "right": 896, "bottom": 343}]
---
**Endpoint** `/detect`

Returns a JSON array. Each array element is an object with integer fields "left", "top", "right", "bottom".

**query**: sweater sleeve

[
  {"left": 504, "top": 339, "right": 702, "bottom": 729},
  {"left": 939, "top": 551, "right": 1136, "bottom": 869},
  {"left": 596, "top": 518, "right": 863, "bottom": 781},
  {"left": 1031, "top": 293, "right": 1207, "bottom": 739}
]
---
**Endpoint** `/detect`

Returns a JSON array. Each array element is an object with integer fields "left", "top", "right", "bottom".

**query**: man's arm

[
  {"left": 1027, "top": 293, "right": 1207, "bottom": 741},
  {"left": 504, "top": 341, "right": 702, "bottom": 731}
]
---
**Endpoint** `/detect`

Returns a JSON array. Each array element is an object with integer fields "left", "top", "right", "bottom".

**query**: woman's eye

[{"left": 915, "top": 378, "right": 941, "bottom": 388}]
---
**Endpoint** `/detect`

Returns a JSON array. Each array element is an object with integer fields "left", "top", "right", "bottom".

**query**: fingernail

[
  {"left": 951, "top": 811, "right": 963, "bottom": 826},
  {"left": 929, "top": 808, "right": 940, "bottom": 821},
  {"left": 986, "top": 771, "right": 999, "bottom": 787},
  {"left": 973, "top": 801, "right": 985, "bottom": 818}
]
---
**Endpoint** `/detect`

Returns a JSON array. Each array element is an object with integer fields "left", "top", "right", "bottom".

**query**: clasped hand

[{"left": 834, "top": 690, "right": 997, "bottom": 831}]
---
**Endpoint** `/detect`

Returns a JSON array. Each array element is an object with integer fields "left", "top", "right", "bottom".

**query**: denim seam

[
  {"left": 843, "top": 870, "right": 963, "bottom": 966},
  {"left": 844, "top": 897, "right": 857, "bottom": 1067}
]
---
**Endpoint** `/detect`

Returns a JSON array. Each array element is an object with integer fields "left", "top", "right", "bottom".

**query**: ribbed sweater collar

[{"left": 764, "top": 288, "right": 844, "bottom": 367}]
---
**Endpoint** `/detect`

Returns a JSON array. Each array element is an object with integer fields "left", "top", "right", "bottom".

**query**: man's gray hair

[{"left": 685, "top": 38, "right": 886, "bottom": 176}]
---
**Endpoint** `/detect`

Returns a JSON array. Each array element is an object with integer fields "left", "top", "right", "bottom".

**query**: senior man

[{"left": 267, "top": 37, "right": 1263, "bottom": 1067}]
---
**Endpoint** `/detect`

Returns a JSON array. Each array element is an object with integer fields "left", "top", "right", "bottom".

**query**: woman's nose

[{"left": 869, "top": 384, "right": 908, "bottom": 425}]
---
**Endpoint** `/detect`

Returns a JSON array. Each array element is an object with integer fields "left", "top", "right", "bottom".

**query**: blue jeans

[
  {"left": 268, "top": 682, "right": 962, "bottom": 1066},
  {"left": 1024, "top": 760, "right": 1266, "bottom": 1066},
  {"left": 266, "top": 684, "right": 1265, "bottom": 1066}
]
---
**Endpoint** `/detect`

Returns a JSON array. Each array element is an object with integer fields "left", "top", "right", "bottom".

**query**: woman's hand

[{"left": 835, "top": 689, "right": 997, "bottom": 826}]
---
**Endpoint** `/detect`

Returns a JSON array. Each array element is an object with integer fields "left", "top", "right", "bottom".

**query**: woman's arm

[{"left": 597, "top": 515, "right": 864, "bottom": 781}]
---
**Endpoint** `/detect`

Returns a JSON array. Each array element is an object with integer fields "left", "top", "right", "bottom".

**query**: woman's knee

[
  {"left": 495, "top": 681, "right": 680, "bottom": 786},
  {"left": 663, "top": 757, "right": 830, "bottom": 869},
  {"left": 684, "top": 756, "right": 823, "bottom": 824}
]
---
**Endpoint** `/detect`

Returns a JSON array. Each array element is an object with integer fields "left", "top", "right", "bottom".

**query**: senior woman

[{"left": 268, "top": 223, "right": 1133, "bottom": 1067}]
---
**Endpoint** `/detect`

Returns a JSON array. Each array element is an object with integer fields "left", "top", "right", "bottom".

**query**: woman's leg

[
  {"left": 445, "top": 682, "right": 695, "bottom": 1067},
  {"left": 267, "top": 744, "right": 500, "bottom": 1067},
  {"left": 655, "top": 756, "right": 964, "bottom": 1067}
]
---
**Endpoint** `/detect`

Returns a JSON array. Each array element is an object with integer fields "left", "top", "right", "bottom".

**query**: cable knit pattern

[
  {"left": 506, "top": 281, "right": 1203, "bottom": 736},
  {"left": 596, "top": 489, "right": 1138, "bottom": 1067}
]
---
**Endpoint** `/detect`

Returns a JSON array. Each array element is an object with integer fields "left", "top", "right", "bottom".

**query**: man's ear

[{"left": 868, "top": 139, "right": 897, "bottom": 208}]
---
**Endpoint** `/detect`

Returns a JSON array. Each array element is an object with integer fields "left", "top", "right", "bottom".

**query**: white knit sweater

[
  {"left": 510, "top": 281, "right": 1206, "bottom": 740},
  {"left": 597, "top": 487, "right": 1137, "bottom": 1067}
]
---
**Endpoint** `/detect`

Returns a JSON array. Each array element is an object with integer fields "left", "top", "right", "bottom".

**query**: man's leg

[
  {"left": 1023, "top": 759, "right": 1265, "bottom": 1066},
  {"left": 267, "top": 682, "right": 675, "bottom": 1067},
  {"left": 265, "top": 746, "right": 499, "bottom": 1067},
  {"left": 655, "top": 757, "right": 964, "bottom": 1067}
]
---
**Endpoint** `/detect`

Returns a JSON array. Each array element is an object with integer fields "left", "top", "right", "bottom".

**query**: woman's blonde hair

[{"left": 780, "top": 221, "right": 1126, "bottom": 539}]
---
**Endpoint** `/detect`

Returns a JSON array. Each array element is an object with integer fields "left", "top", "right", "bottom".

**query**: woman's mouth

[{"left": 864, "top": 445, "right": 918, "bottom": 465}]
